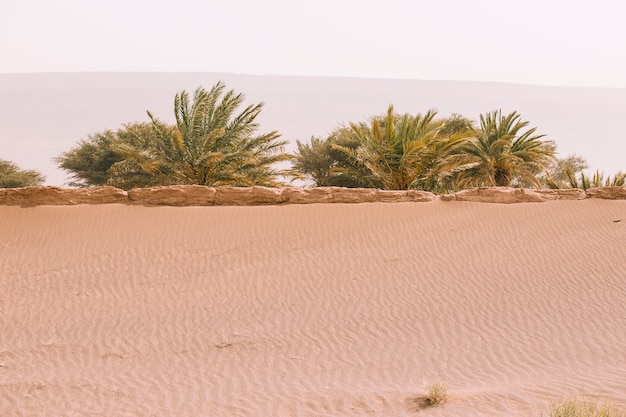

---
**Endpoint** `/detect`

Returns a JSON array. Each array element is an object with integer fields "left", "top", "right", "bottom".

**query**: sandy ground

[{"left": 1, "top": 200, "right": 625, "bottom": 417}]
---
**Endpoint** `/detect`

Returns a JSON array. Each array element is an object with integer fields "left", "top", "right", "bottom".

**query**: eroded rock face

[
  {"left": 585, "top": 186, "right": 626, "bottom": 200},
  {"left": 251, "top": 186, "right": 286, "bottom": 205},
  {"left": 444, "top": 187, "right": 544, "bottom": 204},
  {"left": 5, "top": 185, "right": 626, "bottom": 206},
  {"left": 535, "top": 189, "right": 587, "bottom": 200},
  {"left": 128, "top": 185, "right": 216, "bottom": 206},
  {"left": 406, "top": 190, "right": 437, "bottom": 202},
  {"left": 214, "top": 186, "right": 285, "bottom": 206},
  {"left": 374, "top": 190, "right": 415, "bottom": 203},
  {"left": 331, "top": 187, "right": 378, "bottom": 203},
  {"left": 282, "top": 187, "right": 437, "bottom": 204},
  {"left": 0, "top": 186, "right": 128, "bottom": 206},
  {"left": 283, "top": 187, "right": 334, "bottom": 204}
]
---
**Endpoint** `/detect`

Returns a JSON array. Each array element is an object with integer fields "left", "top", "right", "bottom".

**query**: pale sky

[{"left": 2, "top": 0, "right": 626, "bottom": 87}]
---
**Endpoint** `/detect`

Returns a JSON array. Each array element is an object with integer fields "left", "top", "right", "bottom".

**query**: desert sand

[{"left": 1, "top": 200, "right": 625, "bottom": 416}]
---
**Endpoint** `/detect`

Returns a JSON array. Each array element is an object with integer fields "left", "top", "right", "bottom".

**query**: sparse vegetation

[
  {"left": 55, "top": 122, "right": 155, "bottom": 187},
  {"left": 407, "top": 381, "right": 449, "bottom": 412},
  {"left": 542, "top": 153, "right": 588, "bottom": 188},
  {"left": 422, "top": 381, "right": 448, "bottom": 407},
  {"left": 545, "top": 399, "right": 624, "bottom": 417},
  {"left": 546, "top": 168, "right": 626, "bottom": 190},
  {"left": 0, "top": 159, "right": 45, "bottom": 188},
  {"left": 291, "top": 127, "right": 382, "bottom": 188}
]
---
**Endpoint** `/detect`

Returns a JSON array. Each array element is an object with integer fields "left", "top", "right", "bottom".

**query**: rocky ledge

[{"left": 1, "top": 185, "right": 625, "bottom": 207}]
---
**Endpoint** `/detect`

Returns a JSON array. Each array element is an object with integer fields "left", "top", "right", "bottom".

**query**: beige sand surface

[{"left": 1, "top": 201, "right": 625, "bottom": 417}]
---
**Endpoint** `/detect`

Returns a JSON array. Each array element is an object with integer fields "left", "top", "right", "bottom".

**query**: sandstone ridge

[{"left": 1, "top": 185, "right": 625, "bottom": 207}]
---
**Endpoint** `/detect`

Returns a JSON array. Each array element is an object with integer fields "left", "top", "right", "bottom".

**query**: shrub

[
  {"left": 0, "top": 159, "right": 45, "bottom": 187},
  {"left": 546, "top": 399, "right": 624, "bottom": 417},
  {"left": 423, "top": 381, "right": 448, "bottom": 407}
]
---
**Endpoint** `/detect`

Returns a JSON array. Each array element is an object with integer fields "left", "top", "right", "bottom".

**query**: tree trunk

[{"left": 494, "top": 169, "right": 510, "bottom": 186}]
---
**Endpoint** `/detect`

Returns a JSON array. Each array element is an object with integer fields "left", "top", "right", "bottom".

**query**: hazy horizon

[
  {"left": 3, "top": 0, "right": 626, "bottom": 88},
  {"left": 6, "top": 70, "right": 626, "bottom": 90}
]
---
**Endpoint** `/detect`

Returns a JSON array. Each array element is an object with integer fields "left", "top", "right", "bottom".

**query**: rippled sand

[{"left": 1, "top": 201, "right": 625, "bottom": 416}]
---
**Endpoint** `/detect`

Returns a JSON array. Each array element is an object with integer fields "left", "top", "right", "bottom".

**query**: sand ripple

[{"left": 1, "top": 201, "right": 625, "bottom": 416}]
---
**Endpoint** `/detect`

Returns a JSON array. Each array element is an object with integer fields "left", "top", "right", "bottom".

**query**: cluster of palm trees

[
  {"left": 52, "top": 81, "right": 622, "bottom": 192},
  {"left": 57, "top": 82, "right": 291, "bottom": 189},
  {"left": 294, "top": 106, "right": 557, "bottom": 192}
]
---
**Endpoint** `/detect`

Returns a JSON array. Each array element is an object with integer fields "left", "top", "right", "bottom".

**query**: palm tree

[
  {"left": 109, "top": 82, "right": 290, "bottom": 188},
  {"left": 335, "top": 105, "right": 467, "bottom": 191},
  {"left": 457, "top": 110, "right": 555, "bottom": 188}
]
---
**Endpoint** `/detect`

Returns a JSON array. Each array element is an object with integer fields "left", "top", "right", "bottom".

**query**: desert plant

[
  {"left": 546, "top": 167, "right": 626, "bottom": 190},
  {"left": 542, "top": 153, "right": 588, "bottom": 188},
  {"left": 545, "top": 399, "right": 624, "bottom": 417},
  {"left": 335, "top": 105, "right": 468, "bottom": 191},
  {"left": 438, "top": 113, "right": 476, "bottom": 137},
  {"left": 109, "top": 82, "right": 291, "bottom": 188},
  {"left": 457, "top": 110, "right": 555, "bottom": 188},
  {"left": 423, "top": 382, "right": 448, "bottom": 407},
  {"left": 0, "top": 159, "right": 45, "bottom": 188},
  {"left": 58, "top": 82, "right": 290, "bottom": 189},
  {"left": 292, "top": 127, "right": 382, "bottom": 188},
  {"left": 55, "top": 122, "right": 156, "bottom": 187}
]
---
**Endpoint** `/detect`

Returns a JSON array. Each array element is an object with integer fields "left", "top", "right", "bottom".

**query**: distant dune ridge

[
  {"left": 1, "top": 199, "right": 625, "bottom": 416},
  {"left": 1, "top": 72, "right": 625, "bottom": 186}
]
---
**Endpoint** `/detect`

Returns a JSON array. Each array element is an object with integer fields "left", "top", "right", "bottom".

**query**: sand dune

[{"left": 1, "top": 201, "right": 625, "bottom": 416}]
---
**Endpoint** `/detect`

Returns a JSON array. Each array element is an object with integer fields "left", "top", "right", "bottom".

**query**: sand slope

[{"left": 1, "top": 201, "right": 625, "bottom": 416}]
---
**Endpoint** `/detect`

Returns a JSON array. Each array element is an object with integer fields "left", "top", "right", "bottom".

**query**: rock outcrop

[
  {"left": 441, "top": 187, "right": 544, "bottom": 204},
  {"left": 535, "top": 189, "right": 587, "bottom": 200},
  {"left": 214, "top": 186, "right": 286, "bottom": 206},
  {"left": 329, "top": 187, "right": 378, "bottom": 203},
  {"left": 405, "top": 190, "right": 438, "bottom": 202},
  {"left": 0, "top": 186, "right": 128, "bottom": 206},
  {"left": 3, "top": 185, "right": 626, "bottom": 206},
  {"left": 282, "top": 187, "right": 334, "bottom": 204},
  {"left": 282, "top": 187, "right": 437, "bottom": 204},
  {"left": 128, "top": 185, "right": 216, "bottom": 206},
  {"left": 585, "top": 186, "right": 626, "bottom": 200}
]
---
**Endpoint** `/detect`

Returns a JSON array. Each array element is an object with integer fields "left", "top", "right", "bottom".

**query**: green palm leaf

[
  {"left": 457, "top": 110, "right": 554, "bottom": 188},
  {"left": 108, "top": 82, "right": 289, "bottom": 188}
]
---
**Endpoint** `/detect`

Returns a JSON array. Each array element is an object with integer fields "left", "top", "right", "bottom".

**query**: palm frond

[
  {"left": 109, "top": 81, "right": 289, "bottom": 187},
  {"left": 457, "top": 110, "right": 554, "bottom": 188}
]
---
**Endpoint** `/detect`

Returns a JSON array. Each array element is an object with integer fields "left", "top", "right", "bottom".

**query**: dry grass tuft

[
  {"left": 546, "top": 399, "right": 624, "bottom": 417},
  {"left": 406, "top": 381, "right": 449, "bottom": 411},
  {"left": 423, "top": 381, "right": 448, "bottom": 407}
]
